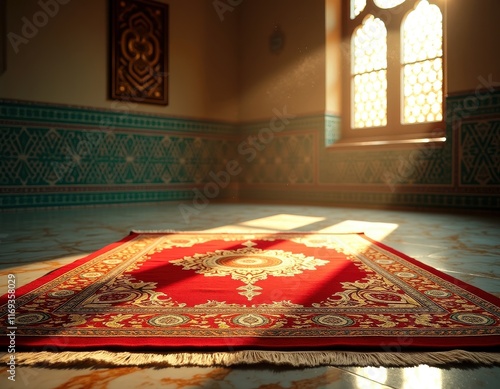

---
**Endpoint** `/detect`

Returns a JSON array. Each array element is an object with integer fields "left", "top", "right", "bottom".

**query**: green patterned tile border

[
  {"left": 448, "top": 89, "right": 500, "bottom": 187},
  {"left": 0, "top": 189, "right": 194, "bottom": 209},
  {"left": 0, "top": 126, "right": 235, "bottom": 186},
  {"left": 446, "top": 88, "right": 500, "bottom": 121},
  {"left": 0, "top": 99, "right": 239, "bottom": 209},
  {"left": 318, "top": 141, "right": 453, "bottom": 186},
  {"left": 324, "top": 114, "right": 341, "bottom": 146},
  {"left": 460, "top": 119, "right": 500, "bottom": 186},
  {"left": 2, "top": 91, "right": 499, "bottom": 210},
  {"left": 239, "top": 133, "right": 316, "bottom": 185},
  {"left": 239, "top": 187, "right": 500, "bottom": 210},
  {"left": 237, "top": 113, "right": 323, "bottom": 186},
  {"left": 0, "top": 99, "right": 237, "bottom": 135},
  {"left": 238, "top": 90, "right": 500, "bottom": 210}
]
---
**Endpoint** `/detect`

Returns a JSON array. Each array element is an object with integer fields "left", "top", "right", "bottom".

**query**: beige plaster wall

[
  {"left": 3, "top": 0, "right": 498, "bottom": 123},
  {"left": 446, "top": 0, "right": 500, "bottom": 94},
  {"left": 238, "top": 0, "right": 326, "bottom": 121},
  {"left": 0, "top": 0, "right": 239, "bottom": 121},
  {"left": 325, "top": 0, "right": 341, "bottom": 116}
]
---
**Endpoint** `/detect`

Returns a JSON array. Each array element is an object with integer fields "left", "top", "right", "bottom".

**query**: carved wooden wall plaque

[{"left": 110, "top": 0, "right": 168, "bottom": 105}]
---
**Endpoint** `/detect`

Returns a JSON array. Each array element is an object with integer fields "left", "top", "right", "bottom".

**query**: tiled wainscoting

[
  {"left": 239, "top": 91, "right": 500, "bottom": 210},
  {"left": 1, "top": 90, "right": 499, "bottom": 210},
  {"left": 0, "top": 100, "right": 238, "bottom": 209}
]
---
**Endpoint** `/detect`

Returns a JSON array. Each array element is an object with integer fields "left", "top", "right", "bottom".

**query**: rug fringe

[
  {"left": 130, "top": 229, "right": 180, "bottom": 234},
  {"left": 4, "top": 349, "right": 500, "bottom": 368},
  {"left": 129, "top": 230, "right": 365, "bottom": 235}
]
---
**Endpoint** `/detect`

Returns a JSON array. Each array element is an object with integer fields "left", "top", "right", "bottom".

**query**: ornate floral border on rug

[{"left": 1, "top": 232, "right": 499, "bottom": 367}]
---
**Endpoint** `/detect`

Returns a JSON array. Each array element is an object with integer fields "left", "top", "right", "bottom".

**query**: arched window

[
  {"left": 351, "top": 0, "right": 367, "bottom": 19},
  {"left": 374, "top": 0, "right": 406, "bottom": 9},
  {"left": 352, "top": 15, "right": 387, "bottom": 128},
  {"left": 340, "top": 0, "right": 445, "bottom": 145},
  {"left": 402, "top": 0, "right": 443, "bottom": 124}
]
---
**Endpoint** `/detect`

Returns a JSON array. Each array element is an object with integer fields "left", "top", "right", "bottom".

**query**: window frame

[{"left": 336, "top": 0, "right": 447, "bottom": 148}]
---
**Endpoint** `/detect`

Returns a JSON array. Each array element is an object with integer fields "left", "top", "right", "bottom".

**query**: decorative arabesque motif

[
  {"left": 172, "top": 241, "right": 329, "bottom": 300},
  {"left": 111, "top": 0, "right": 169, "bottom": 105},
  {"left": 460, "top": 121, "right": 500, "bottom": 185}
]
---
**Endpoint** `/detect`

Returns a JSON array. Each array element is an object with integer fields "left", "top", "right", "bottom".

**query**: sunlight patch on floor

[
  {"left": 402, "top": 365, "right": 442, "bottom": 389},
  {"left": 202, "top": 225, "right": 276, "bottom": 233},
  {"left": 0, "top": 254, "right": 88, "bottom": 289},
  {"left": 354, "top": 366, "right": 388, "bottom": 388},
  {"left": 319, "top": 220, "right": 399, "bottom": 241},
  {"left": 237, "top": 214, "right": 326, "bottom": 230}
]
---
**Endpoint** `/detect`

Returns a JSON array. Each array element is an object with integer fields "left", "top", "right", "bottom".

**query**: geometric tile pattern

[
  {"left": 240, "top": 133, "right": 315, "bottom": 184},
  {"left": 460, "top": 120, "right": 500, "bottom": 185},
  {"left": 0, "top": 100, "right": 237, "bottom": 209},
  {"left": 0, "top": 126, "right": 232, "bottom": 186},
  {"left": 239, "top": 90, "right": 500, "bottom": 210},
  {"left": 238, "top": 115, "right": 325, "bottom": 185},
  {"left": 318, "top": 143, "right": 452, "bottom": 186},
  {"left": 324, "top": 114, "right": 341, "bottom": 147},
  {"left": 241, "top": 122, "right": 452, "bottom": 187},
  {"left": 241, "top": 112, "right": 454, "bottom": 188}
]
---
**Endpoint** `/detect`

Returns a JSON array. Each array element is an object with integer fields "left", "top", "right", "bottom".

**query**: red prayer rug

[{"left": 1, "top": 232, "right": 499, "bottom": 367}]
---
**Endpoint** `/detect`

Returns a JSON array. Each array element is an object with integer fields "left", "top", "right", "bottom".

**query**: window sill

[{"left": 327, "top": 133, "right": 447, "bottom": 151}]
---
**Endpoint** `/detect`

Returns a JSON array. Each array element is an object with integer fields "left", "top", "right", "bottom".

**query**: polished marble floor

[{"left": 0, "top": 202, "right": 499, "bottom": 388}]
